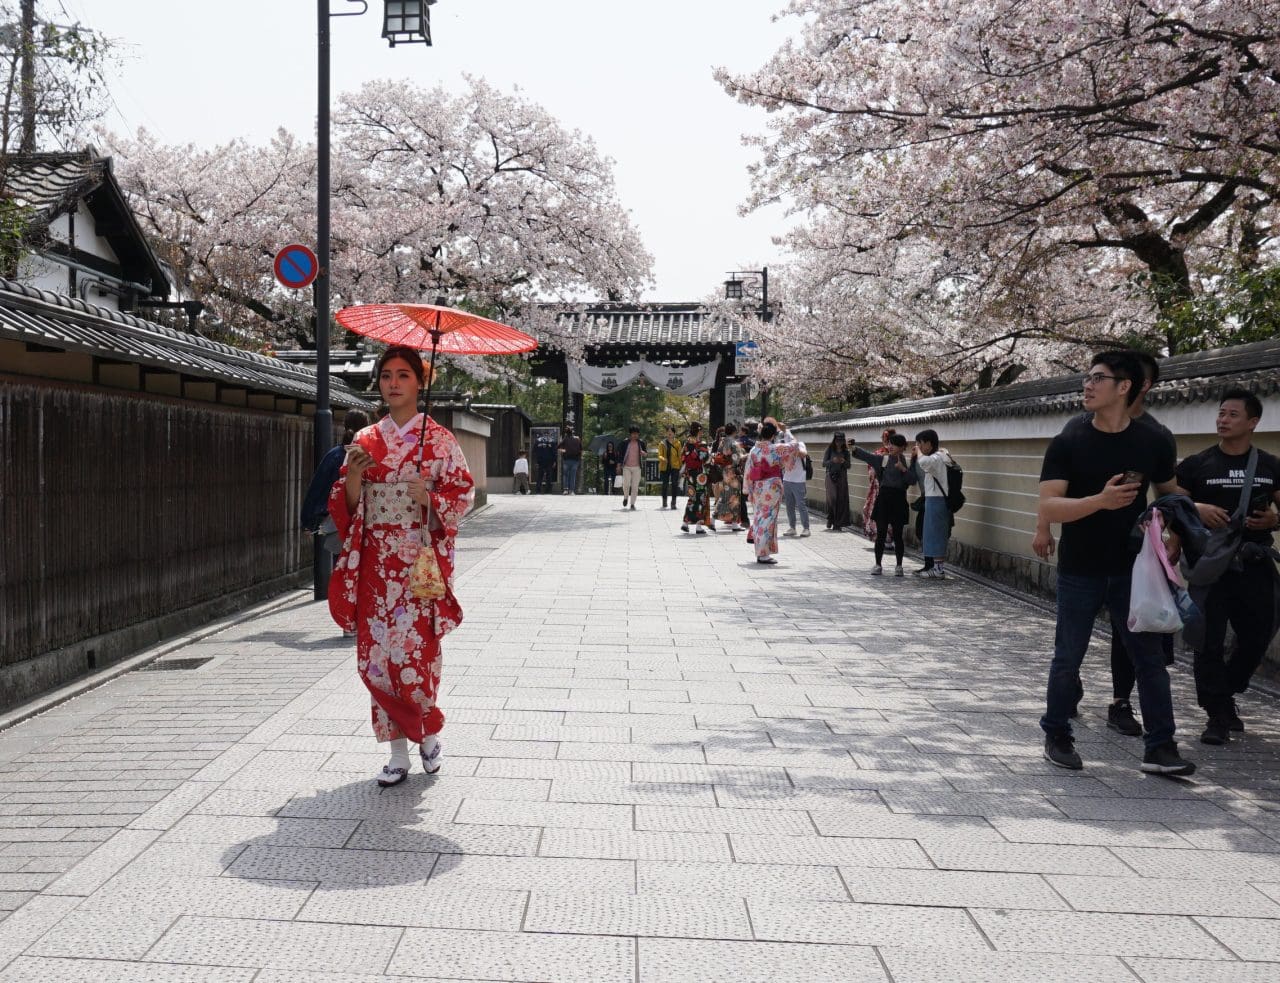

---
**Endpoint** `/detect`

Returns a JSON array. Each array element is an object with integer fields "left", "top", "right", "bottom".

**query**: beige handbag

[{"left": 409, "top": 498, "right": 447, "bottom": 601}]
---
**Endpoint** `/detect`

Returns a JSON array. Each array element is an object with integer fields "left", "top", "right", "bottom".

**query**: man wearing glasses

[{"left": 1038, "top": 351, "right": 1193, "bottom": 775}]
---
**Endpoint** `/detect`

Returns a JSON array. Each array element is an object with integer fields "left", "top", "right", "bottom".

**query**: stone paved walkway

[{"left": 2, "top": 494, "right": 1280, "bottom": 982}]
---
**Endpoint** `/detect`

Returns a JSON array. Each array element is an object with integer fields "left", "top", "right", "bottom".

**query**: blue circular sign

[{"left": 274, "top": 244, "right": 318, "bottom": 289}]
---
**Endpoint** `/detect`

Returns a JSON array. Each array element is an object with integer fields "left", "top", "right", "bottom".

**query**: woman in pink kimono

[
  {"left": 328, "top": 346, "right": 475, "bottom": 786},
  {"left": 743, "top": 421, "right": 806, "bottom": 564}
]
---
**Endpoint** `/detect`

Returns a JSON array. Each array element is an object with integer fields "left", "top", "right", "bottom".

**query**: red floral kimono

[{"left": 327, "top": 414, "right": 474, "bottom": 744}]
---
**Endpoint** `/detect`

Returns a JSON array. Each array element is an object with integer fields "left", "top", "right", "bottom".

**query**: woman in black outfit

[
  {"left": 822, "top": 433, "right": 853, "bottom": 529},
  {"left": 602, "top": 441, "right": 619, "bottom": 495},
  {"left": 851, "top": 433, "right": 916, "bottom": 575}
]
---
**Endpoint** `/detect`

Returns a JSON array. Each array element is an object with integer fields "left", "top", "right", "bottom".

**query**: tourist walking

[
  {"left": 657, "top": 425, "right": 683, "bottom": 510},
  {"left": 861, "top": 428, "right": 896, "bottom": 539},
  {"left": 302, "top": 407, "right": 371, "bottom": 541},
  {"left": 853, "top": 433, "right": 915, "bottom": 576},
  {"left": 618, "top": 426, "right": 646, "bottom": 509},
  {"left": 558, "top": 427, "right": 583, "bottom": 494},
  {"left": 1037, "top": 351, "right": 1190, "bottom": 775},
  {"left": 512, "top": 450, "right": 530, "bottom": 495},
  {"left": 680, "top": 422, "right": 713, "bottom": 534},
  {"left": 778, "top": 423, "right": 811, "bottom": 537},
  {"left": 1175, "top": 388, "right": 1280, "bottom": 745},
  {"left": 744, "top": 421, "right": 806, "bottom": 564},
  {"left": 713, "top": 422, "right": 746, "bottom": 532},
  {"left": 601, "top": 441, "right": 619, "bottom": 496},
  {"left": 327, "top": 346, "right": 475, "bottom": 787},
  {"left": 912, "top": 429, "right": 955, "bottom": 579},
  {"left": 533, "top": 432, "right": 557, "bottom": 494},
  {"left": 822, "top": 433, "right": 853, "bottom": 530}
]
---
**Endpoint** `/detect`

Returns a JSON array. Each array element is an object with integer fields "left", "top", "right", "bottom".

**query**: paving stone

[
  {"left": 988, "top": 816, "right": 1190, "bottom": 848},
  {"left": 714, "top": 786, "right": 885, "bottom": 812},
  {"left": 971, "top": 908, "right": 1230, "bottom": 958},
  {"left": 42, "top": 827, "right": 161, "bottom": 896},
  {"left": 923, "top": 840, "right": 1134, "bottom": 875},
  {"left": 1049, "top": 873, "right": 1280, "bottom": 916},
  {"left": 0, "top": 895, "right": 81, "bottom": 968},
  {"left": 226, "top": 845, "right": 436, "bottom": 884},
  {"left": 637, "top": 860, "right": 847, "bottom": 901},
  {"left": 1051, "top": 797, "right": 1241, "bottom": 824},
  {"left": 1126, "top": 957, "right": 1280, "bottom": 982},
  {"left": 540, "top": 828, "right": 730, "bottom": 862},
  {"left": 142, "top": 915, "right": 402, "bottom": 972},
  {"left": 550, "top": 779, "right": 717, "bottom": 806},
  {"left": 1196, "top": 915, "right": 1280, "bottom": 960},
  {"left": 346, "top": 819, "right": 540, "bottom": 856},
  {"left": 839, "top": 867, "right": 1067, "bottom": 909},
  {"left": 810, "top": 810, "right": 1003, "bottom": 841},
  {"left": 880, "top": 949, "right": 1135, "bottom": 983},
  {"left": 732, "top": 833, "right": 931, "bottom": 869},
  {"left": 0, "top": 957, "right": 255, "bottom": 982},
  {"left": 159, "top": 814, "right": 358, "bottom": 847},
  {"left": 298, "top": 884, "right": 526, "bottom": 931},
  {"left": 1113, "top": 846, "right": 1280, "bottom": 881},
  {"left": 426, "top": 854, "right": 635, "bottom": 894},
  {"left": 880, "top": 790, "right": 1062, "bottom": 819},
  {"left": 748, "top": 898, "right": 988, "bottom": 949},
  {"left": 525, "top": 889, "right": 750, "bottom": 939},
  {"left": 455, "top": 797, "right": 633, "bottom": 830},
  {"left": 387, "top": 927, "right": 634, "bottom": 982},
  {"left": 639, "top": 938, "right": 888, "bottom": 982},
  {"left": 634, "top": 804, "right": 813, "bottom": 836}
]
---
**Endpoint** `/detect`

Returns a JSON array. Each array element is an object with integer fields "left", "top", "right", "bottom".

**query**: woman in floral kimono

[
  {"left": 328, "top": 346, "right": 475, "bottom": 787},
  {"left": 713, "top": 423, "right": 746, "bottom": 532},
  {"left": 680, "top": 422, "right": 712, "bottom": 534},
  {"left": 743, "top": 421, "right": 806, "bottom": 564}
]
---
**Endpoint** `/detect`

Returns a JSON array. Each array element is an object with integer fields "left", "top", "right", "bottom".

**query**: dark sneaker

[
  {"left": 1200, "top": 719, "right": 1230, "bottom": 746},
  {"left": 1044, "top": 734, "right": 1083, "bottom": 770},
  {"left": 1141, "top": 742, "right": 1196, "bottom": 776},
  {"left": 1226, "top": 699, "right": 1245, "bottom": 733},
  {"left": 1107, "top": 700, "right": 1142, "bottom": 737}
]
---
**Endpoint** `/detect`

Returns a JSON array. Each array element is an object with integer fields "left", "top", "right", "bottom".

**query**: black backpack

[
  {"left": 803, "top": 454, "right": 814, "bottom": 481},
  {"left": 927, "top": 459, "right": 966, "bottom": 514}
]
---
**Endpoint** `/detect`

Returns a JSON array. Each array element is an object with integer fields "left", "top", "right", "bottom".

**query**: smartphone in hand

[{"left": 1121, "top": 470, "right": 1144, "bottom": 485}]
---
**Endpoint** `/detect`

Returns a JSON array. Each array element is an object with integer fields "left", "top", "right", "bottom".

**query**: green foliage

[{"left": 1144, "top": 267, "right": 1280, "bottom": 355}]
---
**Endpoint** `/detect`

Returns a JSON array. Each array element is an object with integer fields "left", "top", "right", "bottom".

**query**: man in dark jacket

[
  {"left": 533, "top": 432, "right": 558, "bottom": 494},
  {"left": 558, "top": 427, "right": 584, "bottom": 495}
]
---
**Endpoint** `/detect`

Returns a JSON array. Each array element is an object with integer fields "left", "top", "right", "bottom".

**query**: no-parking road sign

[{"left": 274, "top": 244, "right": 319, "bottom": 290}]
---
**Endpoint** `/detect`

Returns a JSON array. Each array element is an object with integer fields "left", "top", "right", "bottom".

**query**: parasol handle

[{"left": 417, "top": 326, "right": 442, "bottom": 467}]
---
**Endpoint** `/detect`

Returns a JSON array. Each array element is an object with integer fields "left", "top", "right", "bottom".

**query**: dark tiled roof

[
  {"left": 792, "top": 339, "right": 1280, "bottom": 429},
  {"left": 2, "top": 150, "right": 104, "bottom": 218},
  {"left": 0, "top": 278, "right": 370, "bottom": 409},
  {"left": 555, "top": 304, "right": 751, "bottom": 347}
]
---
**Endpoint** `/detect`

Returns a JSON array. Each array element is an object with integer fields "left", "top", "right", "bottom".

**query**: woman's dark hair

[
  {"left": 376, "top": 345, "right": 427, "bottom": 386},
  {"left": 724, "top": 423, "right": 738, "bottom": 436},
  {"left": 889, "top": 433, "right": 908, "bottom": 448},
  {"left": 915, "top": 428, "right": 939, "bottom": 451},
  {"left": 689, "top": 421, "right": 702, "bottom": 436},
  {"left": 341, "top": 409, "right": 370, "bottom": 446},
  {"left": 606, "top": 441, "right": 614, "bottom": 450},
  {"left": 760, "top": 421, "right": 779, "bottom": 441},
  {"left": 828, "top": 434, "right": 846, "bottom": 453}
]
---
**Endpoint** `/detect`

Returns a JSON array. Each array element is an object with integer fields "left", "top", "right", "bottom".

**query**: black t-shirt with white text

[
  {"left": 1175, "top": 445, "right": 1280, "bottom": 546},
  {"left": 1040, "top": 419, "right": 1177, "bottom": 576}
]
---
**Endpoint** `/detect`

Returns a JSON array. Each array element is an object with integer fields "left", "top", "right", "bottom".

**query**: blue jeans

[
  {"left": 1041, "top": 571, "right": 1177, "bottom": 752},
  {"left": 783, "top": 480, "right": 809, "bottom": 530},
  {"left": 561, "top": 458, "right": 580, "bottom": 493}
]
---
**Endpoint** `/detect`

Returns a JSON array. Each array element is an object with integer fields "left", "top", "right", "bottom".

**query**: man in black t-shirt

[
  {"left": 1038, "top": 351, "right": 1193, "bottom": 776},
  {"left": 558, "top": 427, "right": 584, "bottom": 495},
  {"left": 1174, "top": 388, "right": 1280, "bottom": 745},
  {"left": 1032, "top": 350, "right": 1175, "bottom": 737}
]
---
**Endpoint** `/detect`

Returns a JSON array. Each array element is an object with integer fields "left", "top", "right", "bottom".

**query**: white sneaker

[
  {"left": 783, "top": 528, "right": 798, "bottom": 537},
  {"left": 695, "top": 525, "right": 707, "bottom": 535},
  {"left": 419, "top": 735, "right": 443, "bottom": 774},
  {"left": 871, "top": 565, "right": 883, "bottom": 576},
  {"left": 800, "top": 529, "right": 811, "bottom": 537},
  {"left": 894, "top": 565, "right": 904, "bottom": 577}
]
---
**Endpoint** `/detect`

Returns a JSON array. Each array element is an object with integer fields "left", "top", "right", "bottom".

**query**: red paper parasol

[{"left": 335, "top": 300, "right": 538, "bottom": 452}]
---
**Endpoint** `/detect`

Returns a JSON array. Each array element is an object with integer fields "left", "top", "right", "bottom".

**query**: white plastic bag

[
  {"left": 613, "top": 474, "right": 623, "bottom": 489},
  {"left": 1128, "top": 511, "right": 1182, "bottom": 634}
]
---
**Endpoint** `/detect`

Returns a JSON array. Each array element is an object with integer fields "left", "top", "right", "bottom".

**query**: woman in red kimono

[{"left": 327, "top": 346, "right": 475, "bottom": 786}]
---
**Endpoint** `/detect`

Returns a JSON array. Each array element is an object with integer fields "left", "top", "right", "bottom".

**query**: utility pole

[{"left": 19, "top": 0, "right": 35, "bottom": 152}]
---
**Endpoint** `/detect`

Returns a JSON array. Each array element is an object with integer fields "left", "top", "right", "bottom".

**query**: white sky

[{"left": 68, "top": 0, "right": 798, "bottom": 302}]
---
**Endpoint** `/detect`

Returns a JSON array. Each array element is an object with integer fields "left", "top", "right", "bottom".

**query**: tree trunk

[{"left": 19, "top": 0, "right": 35, "bottom": 153}]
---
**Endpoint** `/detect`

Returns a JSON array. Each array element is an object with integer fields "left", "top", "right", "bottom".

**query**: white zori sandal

[
  {"left": 420, "top": 735, "right": 443, "bottom": 775},
  {"left": 376, "top": 765, "right": 408, "bottom": 788}
]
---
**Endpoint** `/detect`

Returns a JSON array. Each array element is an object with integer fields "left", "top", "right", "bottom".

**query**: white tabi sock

[{"left": 388, "top": 737, "right": 411, "bottom": 772}]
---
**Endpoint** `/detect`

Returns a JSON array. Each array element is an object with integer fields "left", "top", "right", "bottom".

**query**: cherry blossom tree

[
  {"left": 718, "top": 0, "right": 1280, "bottom": 395},
  {"left": 102, "top": 76, "right": 652, "bottom": 353}
]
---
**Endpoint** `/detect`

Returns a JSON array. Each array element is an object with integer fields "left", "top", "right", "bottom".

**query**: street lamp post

[
  {"left": 313, "top": 0, "right": 435, "bottom": 601},
  {"left": 724, "top": 266, "right": 770, "bottom": 419}
]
